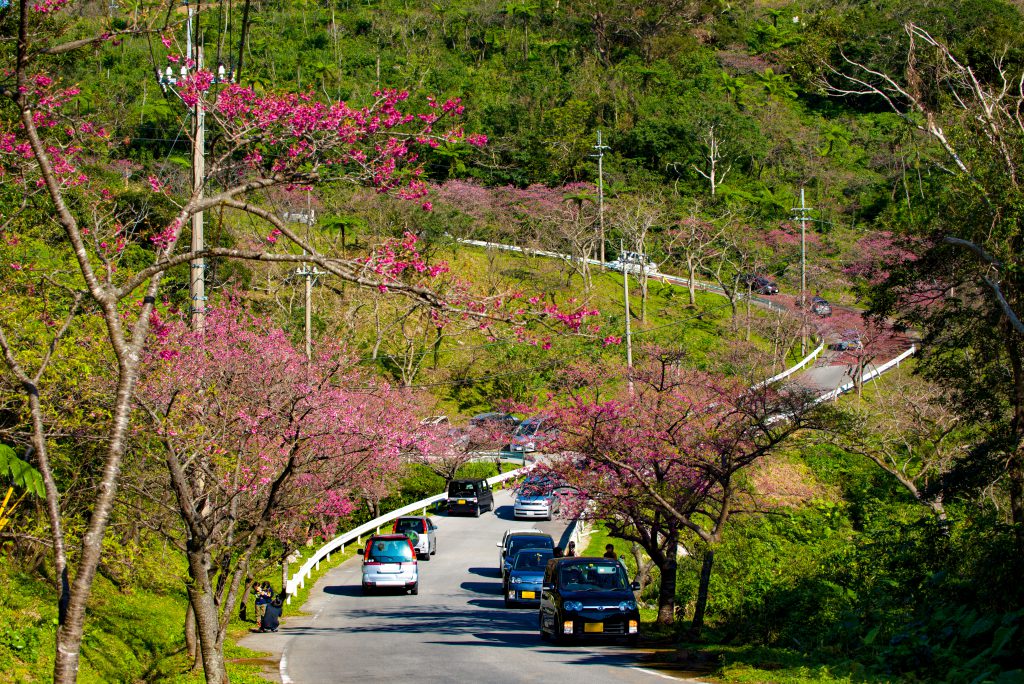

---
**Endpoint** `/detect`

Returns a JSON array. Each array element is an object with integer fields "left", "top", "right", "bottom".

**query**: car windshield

[
  {"left": 395, "top": 519, "right": 422, "bottom": 534},
  {"left": 367, "top": 539, "right": 413, "bottom": 563},
  {"left": 513, "top": 550, "right": 553, "bottom": 570},
  {"left": 558, "top": 563, "right": 629, "bottom": 592},
  {"left": 514, "top": 420, "right": 541, "bottom": 437},
  {"left": 449, "top": 482, "right": 477, "bottom": 496},
  {"left": 508, "top": 536, "right": 553, "bottom": 556}
]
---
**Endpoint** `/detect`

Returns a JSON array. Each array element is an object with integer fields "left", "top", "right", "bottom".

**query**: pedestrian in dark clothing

[
  {"left": 254, "top": 582, "right": 271, "bottom": 625},
  {"left": 260, "top": 594, "right": 285, "bottom": 632},
  {"left": 553, "top": 545, "right": 564, "bottom": 558},
  {"left": 603, "top": 544, "right": 617, "bottom": 560},
  {"left": 565, "top": 541, "right": 576, "bottom": 557}
]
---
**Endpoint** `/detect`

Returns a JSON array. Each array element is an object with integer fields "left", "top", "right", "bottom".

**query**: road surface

[{"left": 240, "top": 490, "right": 701, "bottom": 683}]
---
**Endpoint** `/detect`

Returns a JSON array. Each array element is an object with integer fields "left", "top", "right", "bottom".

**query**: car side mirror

[
  {"left": 496, "top": 542, "right": 502, "bottom": 547},
  {"left": 631, "top": 581, "right": 641, "bottom": 591}
]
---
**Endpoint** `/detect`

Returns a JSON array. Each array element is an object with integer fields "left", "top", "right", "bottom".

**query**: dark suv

[
  {"left": 741, "top": 274, "right": 779, "bottom": 295},
  {"left": 539, "top": 557, "right": 640, "bottom": 645},
  {"left": 446, "top": 478, "right": 494, "bottom": 517}
]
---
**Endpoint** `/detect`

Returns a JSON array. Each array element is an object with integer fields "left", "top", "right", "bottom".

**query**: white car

[{"left": 607, "top": 251, "right": 659, "bottom": 275}]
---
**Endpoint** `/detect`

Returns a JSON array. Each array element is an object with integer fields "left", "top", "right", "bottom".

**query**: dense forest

[{"left": 1, "top": 0, "right": 1024, "bottom": 682}]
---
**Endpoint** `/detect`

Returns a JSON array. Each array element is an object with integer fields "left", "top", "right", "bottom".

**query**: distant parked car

[
  {"left": 830, "top": 331, "right": 863, "bottom": 352},
  {"left": 501, "top": 416, "right": 556, "bottom": 458},
  {"left": 459, "top": 412, "right": 521, "bottom": 451},
  {"left": 741, "top": 274, "right": 779, "bottom": 295},
  {"left": 808, "top": 296, "right": 832, "bottom": 317},
  {"left": 608, "top": 251, "right": 659, "bottom": 276}
]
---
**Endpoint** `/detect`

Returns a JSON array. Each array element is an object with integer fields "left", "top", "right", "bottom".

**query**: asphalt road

[{"left": 242, "top": 489, "right": 686, "bottom": 684}]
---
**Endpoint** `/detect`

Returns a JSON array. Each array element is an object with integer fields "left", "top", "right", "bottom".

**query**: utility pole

[
  {"left": 592, "top": 131, "right": 610, "bottom": 264},
  {"left": 183, "top": 6, "right": 206, "bottom": 331},
  {"left": 191, "top": 45, "right": 206, "bottom": 332},
  {"left": 621, "top": 239, "right": 634, "bottom": 392},
  {"left": 792, "top": 187, "right": 812, "bottom": 355}
]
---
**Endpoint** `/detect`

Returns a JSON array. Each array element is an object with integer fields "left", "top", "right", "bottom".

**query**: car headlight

[
  {"left": 563, "top": 601, "right": 584, "bottom": 612},
  {"left": 618, "top": 600, "right": 637, "bottom": 611},
  {"left": 510, "top": 576, "right": 523, "bottom": 584},
  {"left": 524, "top": 442, "right": 535, "bottom": 450}
]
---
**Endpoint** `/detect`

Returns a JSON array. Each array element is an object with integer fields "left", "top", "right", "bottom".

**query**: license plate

[
  {"left": 584, "top": 622, "right": 604, "bottom": 633},
  {"left": 457, "top": 499, "right": 466, "bottom": 504},
  {"left": 521, "top": 591, "right": 535, "bottom": 599}
]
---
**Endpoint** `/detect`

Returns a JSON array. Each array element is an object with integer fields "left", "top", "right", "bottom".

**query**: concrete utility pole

[
  {"left": 592, "top": 131, "right": 610, "bottom": 264},
  {"left": 621, "top": 240, "right": 634, "bottom": 392},
  {"left": 792, "top": 187, "right": 813, "bottom": 355},
  {"left": 191, "top": 45, "right": 206, "bottom": 332}
]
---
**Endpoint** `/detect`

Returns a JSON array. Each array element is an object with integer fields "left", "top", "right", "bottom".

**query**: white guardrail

[
  {"left": 457, "top": 239, "right": 786, "bottom": 313},
  {"left": 284, "top": 467, "right": 528, "bottom": 602},
  {"left": 813, "top": 344, "right": 917, "bottom": 405},
  {"left": 757, "top": 342, "right": 825, "bottom": 388}
]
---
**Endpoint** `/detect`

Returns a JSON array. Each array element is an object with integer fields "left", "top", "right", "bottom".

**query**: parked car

[
  {"left": 459, "top": 411, "right": 521, "bottom": 451},
  {"left": 539, "top": 557, "right": 640, "bottom": 645},
  {"left": 505, "top": 547, "right": 554, "bottom": 607},
  {"left": 391, "top": 516, "right": 437, "bottom": 560},
  {"left": 830, "top": 331, "right": 863, "bottom": 351},
  {"left": 501, "top": 416, "right": 556, "bottom": 458},
  {"left": 808, "top": 296, "right": 832, "bottom": 317},
  {"left": 514, "top": 479, "right": 560, "bottom": 521},
  {"left": 497, "top": 529, "right": 555, "bottom": 580},
  {"left": 741, "top": 273, "right": 780, "bottom": 295},
  {"left": 446, "top": 478, "right": 494, "bottom": 517},
  {"left": 361, "top": 534, "right": 419, "bottom": 595},
  {"left": 608, "top": 250, "right": 659, "bottom": 276}
]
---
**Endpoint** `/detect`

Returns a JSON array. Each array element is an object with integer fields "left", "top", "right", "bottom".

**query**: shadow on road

[
  {"left": 468, "top": 566, "right": 501, "bottom": 578},
  {"left": 492, "top": 505, "right": 519, "bottom": 520},
  {"left": 322, "top": 585, "right": 414, "bottom": 597},
  {"left": 460, "top": 580, "right": 500, "bottom": 595}
]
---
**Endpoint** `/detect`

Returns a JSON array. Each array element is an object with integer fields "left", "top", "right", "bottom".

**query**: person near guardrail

[
  {"left": 565, "top": 541, "right": 577, "bottom": 557},
  {"left": 259, "top": 592, "right": 286, "bottom": 632},
  {"left": 254, "top": 581, "right": 272, "bottom": 625}
]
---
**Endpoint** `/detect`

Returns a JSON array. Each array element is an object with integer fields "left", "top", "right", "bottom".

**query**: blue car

[{"left": 505, "top": 548, "right": 553, "bottom": 607}]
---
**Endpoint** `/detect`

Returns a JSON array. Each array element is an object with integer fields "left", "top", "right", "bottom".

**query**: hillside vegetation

[{"left": 1, "top": 0, "right": 1023, "bottom": 682}]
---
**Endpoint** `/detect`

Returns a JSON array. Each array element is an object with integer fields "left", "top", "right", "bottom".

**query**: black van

[
  {"left": 446, "top": 478, "right": 494, "bottom": 517},
  {"left": 539, "top": 557, "right": 641, "bottom": 645}
]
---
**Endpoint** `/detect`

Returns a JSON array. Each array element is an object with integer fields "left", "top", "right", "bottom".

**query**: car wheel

[
  {"left": 626, "top": 635, "right": 639, "bottom": 647},
  {"left": 419, "top": 552, "right": 429, "bottom": 561},
  {"left": 431, "top": 541, "right": 437, "bottom": 556},
  {"left": 552, "top": 619, "right": 567, "bottom": 645},
  {"left": 473, "top": 504, "right": 481, "bottom": 518},
  {"left": 504, "top": 595, "right": 512, "bottom": 608},
  {"left": 409, "top": 582, "right": 419, "bottom": 595},
  {"left": 361, "top": 584, "right": 372, "bottom": 595},
  {"left": 538, "top": 615, "right": 549, "bottom": 641}
]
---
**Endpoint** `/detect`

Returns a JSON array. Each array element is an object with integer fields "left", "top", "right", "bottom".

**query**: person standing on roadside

[
  {"left": 565, "top": 541, "right": 577, "bottom": 557},
  {"left": 603, "top": 544, "right": 617, "bottom": 560},
  {"left": 254, "top": 582, "right": 271, "bottom": 626}
]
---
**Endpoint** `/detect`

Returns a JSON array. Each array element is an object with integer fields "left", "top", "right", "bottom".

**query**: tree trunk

[
  {"left": 689, "top": 548, "right": 714, "bottom": 640},
  {"left": 656, "top": 554, "right": 677, "bottom": 626},
  {"left": 185, "top": 601, "right": 198, "bottom": 661},
  {"left": 186, "top": 546, "right": 229, "bottom": 684}
]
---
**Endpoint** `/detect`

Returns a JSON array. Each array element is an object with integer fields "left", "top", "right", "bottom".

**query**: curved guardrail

[
  {"left": 813, "top": 344, "right": 917, "bottom": 405},
  {"left": 284, "top": 466, "right": 528, "bottom": 602}
]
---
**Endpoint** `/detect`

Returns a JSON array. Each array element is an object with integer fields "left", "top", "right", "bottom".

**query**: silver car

[
  {"left": 361, "top": 534, "right": 419, "bottom": 595},
  {"left": 514, "top": 485, "right": 559, "bottom": 520}
]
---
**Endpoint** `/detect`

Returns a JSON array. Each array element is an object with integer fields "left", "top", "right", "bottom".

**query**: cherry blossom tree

[
  {"left": 544, "top": 350, "right": 825, "bottom": 637},
  {"left": 137, "top": 304, "right": 422, "bottom": 682}
]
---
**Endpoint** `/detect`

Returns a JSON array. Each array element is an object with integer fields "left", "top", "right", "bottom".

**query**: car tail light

[{"left": 363, "top": 560, "right": 382, "bottom": 566}]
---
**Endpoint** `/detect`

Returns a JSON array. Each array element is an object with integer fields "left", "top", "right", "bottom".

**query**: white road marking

[
  {"left": 630, "top": 666, "right": 690, "bottom": 681},
  {"left": 280, "top": 649, "right": 293, "bottom": 684}
]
